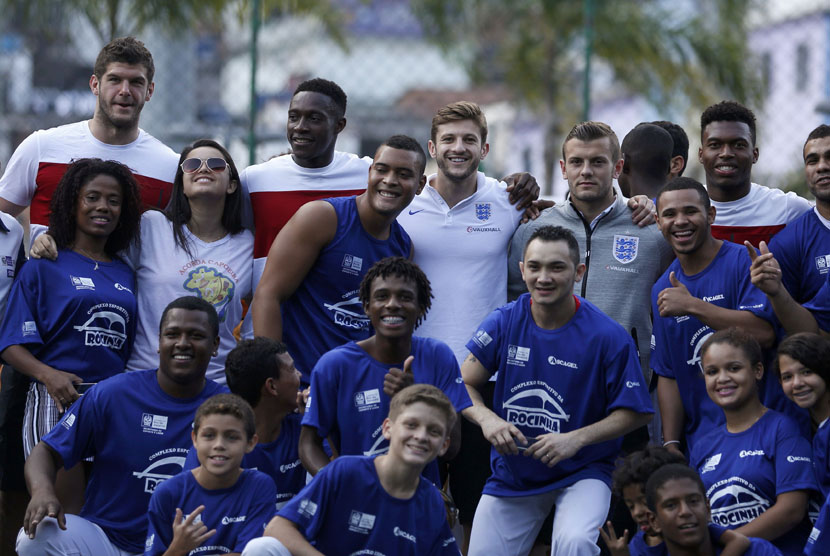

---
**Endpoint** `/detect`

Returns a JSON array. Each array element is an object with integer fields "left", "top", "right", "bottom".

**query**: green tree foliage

[{"left": 412, "top": 0, "right": 765, "bottom": 192}]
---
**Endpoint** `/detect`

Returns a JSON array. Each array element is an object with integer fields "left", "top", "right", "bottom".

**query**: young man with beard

[
  {"left": 462, "top": 225, "right": 653, "bottom": 556},
  {"left": 0, "top": 36, "right": 178, "bottom": 241},
  {"left": 651, "top": 178, "right": 776, "bottom": 455},
  {"left": 14, "top": 296, "right": 227, "bottom": 556},
  {"left": 698, "top": 101, "right": 810, "bottom": 247},
  {"left": 299, "top": 257, "right": 471, "bottom": 484},
  {"left": 251, "top": 136, "right": 426, "bottom": 384}
]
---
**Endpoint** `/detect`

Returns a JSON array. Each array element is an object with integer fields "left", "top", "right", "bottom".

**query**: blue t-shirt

[
  {"left": 629, "top": 525, "right": 781, "bottom": 556},
  {"left": 815, "top": 419, "right": 830, "bottom": 499},
  {"left": 282, "top": 196, "right": 412, "bottom": 383},
  {"left": 303, "top": 337, "right": 472, "bottom": 484},
  {"left": 0, "top": 250, "right": 136, "bottom": 382},
  {"left": 184, "top": 412, "right": 305, "bottom": 509},
  {"left": 690, "top": 410, "right": 817, "bottom": 555},
  {"left": 628, "top": 529, "right": 664, "bottom": 556},
  {"left": 807, "top": 493, "right": 830, "bottom": 556},
  {"left": 804, "top": 272, "right": 830, "bottom": 332},
  {"left": 650, "top": 241, "right": 776, "bottom": 450},
  {"left": 42, "top": 369, "right": 227, "bottom": 553},
  {"left": 768, "top": 208, "right": 829, "bottom": 304},
  {"left": 466, "top": 294, "right": 653, "bottom": 497},
  {"left": 145, "top": 468, "right": 276, "bottom": 555},
  {"left": 278, "top": 455, "right": 460, "bottom": 555}
]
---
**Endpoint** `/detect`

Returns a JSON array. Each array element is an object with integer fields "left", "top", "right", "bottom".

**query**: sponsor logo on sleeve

[
  {"left": 473, "top": 329, "right": 492, "bottom": 348},
  {"left": 145, "top": 534, "right": 154, "bottom": 551},
  {"left": 22, "top": 321, "right": 37, "bottom": 336},
  {"left": 787, "top": 455, "right": 811, "bottom": 463},
  {"left": 625, "top": 381, "right": 640, "bottom": 388},
  {"left": 348, "top": 511, "right": 376, "bottom": 534},
  {"left": 298, "top": 498, "right": 318, "bottom": 518},
  {"left": 61, "top": 413, "right": 76, "bottom": 429}
]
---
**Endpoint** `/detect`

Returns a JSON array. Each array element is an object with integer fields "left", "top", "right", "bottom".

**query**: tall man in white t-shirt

[
  {"left": 0, "top": 36, "right": 178, "bottom": 241},
  {"left": 698, "top": 100, "right": 811, "bottom": 247}
]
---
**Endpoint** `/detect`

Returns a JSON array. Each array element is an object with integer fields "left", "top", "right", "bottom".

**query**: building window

[{"left": 796, "top": 43, "right": 809, "bottom": 91}]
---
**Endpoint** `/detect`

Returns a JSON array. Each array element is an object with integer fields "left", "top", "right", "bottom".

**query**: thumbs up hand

[
  {"left": 745, "top": 241, "right": 782, "bottom": 297},
  {"left": 657, "top": 271, "right": 694, "bottom": 317},
  {"left": 383, "top": 355, "right": 415, "bottom": 397}
]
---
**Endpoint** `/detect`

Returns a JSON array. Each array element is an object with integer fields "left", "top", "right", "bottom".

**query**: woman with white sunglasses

[{"left": 33, "top": 139, "right": 253, "bottom": 383}]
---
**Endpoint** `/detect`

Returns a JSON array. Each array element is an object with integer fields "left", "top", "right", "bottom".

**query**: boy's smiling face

[
  {"left": 382, "top": 401, "right": 450, "bottom": 468},
  {"left": 622, "top": 483, "right": 658, "bottom": 538},
  {"left": 192, "top": 413, "right": 256, "bottom": 482},
  {"left": 649, "top": 477, "right": 711, "bottom": 550}
]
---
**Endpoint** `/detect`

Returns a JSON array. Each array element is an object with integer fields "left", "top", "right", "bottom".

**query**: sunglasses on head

[{"left": 180, "top": 157, "right": 228, "bottom": 174}]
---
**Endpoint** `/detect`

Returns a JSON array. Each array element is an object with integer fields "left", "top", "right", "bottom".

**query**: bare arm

[
  {"left": 656, "top": 376, "right": 686, "bottom": 459},
  {"left": 262, "top": 516, "right": 324, "bottom": 556},
  {"left": 0, "top": 197, "right": 27, "bottom": 218},
  {"left": 734, "top": 490, "right": 808, "bottom": 542},
  {"left": 2, "top": 345, "right": 81, "bottom": 413},
  {"left": 22, "top": 442, "right": 64, "bottom": 538},
  {"left": 657, "top": 271, "right": 775, "bottom": 348},
  {"left": 251, "top": 201, "right": 337, "bottom": 340},
  {"left": 460, "top": 353, "right": 527, "bottom": 454},
  {"left": 298, "top": 425, "right": 330, "bottom": 477},
  {"left": 525, "top": 408, "right": 651, "bottom": 467}
]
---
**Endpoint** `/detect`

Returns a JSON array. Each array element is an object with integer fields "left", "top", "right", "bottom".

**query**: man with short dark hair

[
  {"left": 0, "top": 36, "right": 178, "bottom": 241},
  {"left": 252, "top": 136, "right": 427, "bottom": 383},
  {"left": 15, "top": 296, "right": 227, "bottom": 556},
  {"left": 652, "top": 120, "right": 689, "bottom": 179},
  {"left": 651, "top": 177, "right": 776, "bottom": 454},
  {"left": 463, "top": 225, "right": 653, "bottom": 555},
  {"left": 698, "top": 100, "right": 810, "bottom": 247},
  {"left": 618, "top": 123, "right": 674, "bottom": 199}
]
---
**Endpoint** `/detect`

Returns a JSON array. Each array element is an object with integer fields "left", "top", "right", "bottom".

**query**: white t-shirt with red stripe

[
  {"left": 0, "top": 120, "right": 178, "bottom": 240},
  {"left": 708, "top": 182, "right": 812, "bottom": 247},
  {"left": 240, "top": 151, "right": 372, "bottom": 287}
]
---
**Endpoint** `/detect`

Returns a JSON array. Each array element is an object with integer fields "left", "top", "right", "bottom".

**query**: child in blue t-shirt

[
  {"left": 146, "top": 394, "right": 276, "bottom": 556},
  {"left": 183, "top": 337, "right": 306, "bottom": 509},
  {"left": 241, "top": 384, "right": 461, "bottom": 555},
  {"left": 601, "top": 446, "right": 750, "bottom": 556}
]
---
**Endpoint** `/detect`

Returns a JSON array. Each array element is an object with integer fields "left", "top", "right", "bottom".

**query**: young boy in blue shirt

[
  {"left": 145, "top": 394, "right": 276, "bottom": 555},
  {"left": 241, "top": 384, "right": 461, "bottom": 555}
]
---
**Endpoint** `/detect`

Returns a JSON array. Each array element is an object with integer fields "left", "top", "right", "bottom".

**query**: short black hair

[
  {"left": 523, "top": 225, "right": 580, "bottom": 267},
  {"left": 225, "top": 337, "right": 290, "bottom": 407},
  {"left": 645, "top": 463, "right": 706, "bottom": 512},
  {"left": 293, "top": 78, "right": 347, "bottom": 119},
  {"left": 622, "top": 124, "right": 673, "bottom": 179},
  {"left": 159, "top": 296, "right": 219, "bottom": 338},
  {"left": 193, "top": 393, "right": 256, "bottom": 440},
  {"left": 359, "top": 257, "right": 432, "bottom": 328},
  {"left": 379, "top": 134, "right": 427, "bottom": 175},
  {"left": 657, "top": 176, "right": 710, "bottom": 212},
  {"left": 776, "top": 332, "right": 830, "bottom": 385},
  {"left": 805, "top": 125, "right": 830, "bottom": 155},
  {"left": 612, "top": 445, "right": 687, "bottom": 496},
  {"left": 652, "top": 120, "right": 690, "bottom": 175},
  {"left": 48, "top": 158, "right": 142, "bottom": 257},
  {"left": 701, "top": 327, "right": 763, "bottom": 369},
  {"left": 94, "top": 36, "right": 154, "bottom": 82},
  {"left": 700, "top": 100, "right": 757, "bottom": 146}
]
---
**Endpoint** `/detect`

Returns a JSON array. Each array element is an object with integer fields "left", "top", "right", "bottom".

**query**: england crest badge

[
  {"left": 612, "top": 234, "right": 639, "bottom": 264},
  {"left": 475, "top": 203, "right": 492, "bottom": 221}
]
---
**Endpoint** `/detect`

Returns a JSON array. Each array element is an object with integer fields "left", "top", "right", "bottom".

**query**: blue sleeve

[
  {"left": 182, "top": 446, "right": 199, "bottom": 471},
  {"left": 773, "top": 417, "right": 818, "bottom": 495},
  {"left": 144, "top": 481, "right": 175, "bottom": 556},
  {"left": 42, "top": 384, "right": 101, "bottom": 468},
  {"left": 650, "top": 282, "right": 673, "bottom": 379},
  {"left": 0, "top": 262, "right": 43, "bottom": 353},
  {"left": 301, "top": 353, "right": 340, "bottom": 439},
  {"left": 465, "top": 307, "right": 506, "bottom": 375},
  {"left": 806, "top": 494, "right": 830, "bottom": 556},
  {"left": 278, "top": 460, "right": 337, "bottom": 541},
  {"left": 425, "top": 494, "right": 462, "bottom": 555},
  {"left": 804, "top": 274, "right": 830, "bottom": 332},
  {"left": 734, "top": 249, "right": 775, "bottom": 324},
  {"left": 768, "top": 230, "right": 803, "bottom": 302},
  {"left": 424, "top": 342, "right": 472, "bottom": 412},
  {"left": 604, "top": 332, "right": 653, "bottom": 414},
  {"left": 233, "top": 474, "right": 278, "bottom": 551}
]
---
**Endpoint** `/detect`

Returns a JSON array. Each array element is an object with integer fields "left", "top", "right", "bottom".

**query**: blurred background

[{"left": 0, "top": 0, "right": 827, "bottom": 200}]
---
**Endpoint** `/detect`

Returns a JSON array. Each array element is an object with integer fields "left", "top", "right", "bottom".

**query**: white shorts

[
  {"left": 16, "top": 515, "right": 141, "bottom": 556},
  {"left": 241, "top": 536, "right": 292, "bottom": 556},
  {"left": 468, "top": 478, "right": 610, "bottom": 556}
]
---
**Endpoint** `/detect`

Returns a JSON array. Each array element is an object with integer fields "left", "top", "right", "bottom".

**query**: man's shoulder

[
  {"left": 134, "top": 128, "right": 178, "bottom": 157},
  {"left": 315, "top": 342, "right": 366, "bottom": 370}
]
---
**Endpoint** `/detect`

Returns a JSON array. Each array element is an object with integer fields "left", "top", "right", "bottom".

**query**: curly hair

[
  {"left": 645, "top": 463, "right": 705, "bottom": 512},
  {"left": 193, "top": 393, "right": 256, "bottom": 441},
  {"left": 700, "top": 326, "right": 762, "bottom": 369},
  {"left": 48, "top": 158, "right": 142, "bottom": 256},
  {"left": 611, "top": 445, "right": 687, "bottom": 496},
  {"left": 700, "top": 100, "right": 757, "bottom": 145},
  {"left": 165, "top": 139, "right": 243, "bottom": 259},
  {"left": 359, "top": 256, "right": 432, "bottom": 328},
  {"left": 224, "top": 337, "right": 290, "bottom": 408}
]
